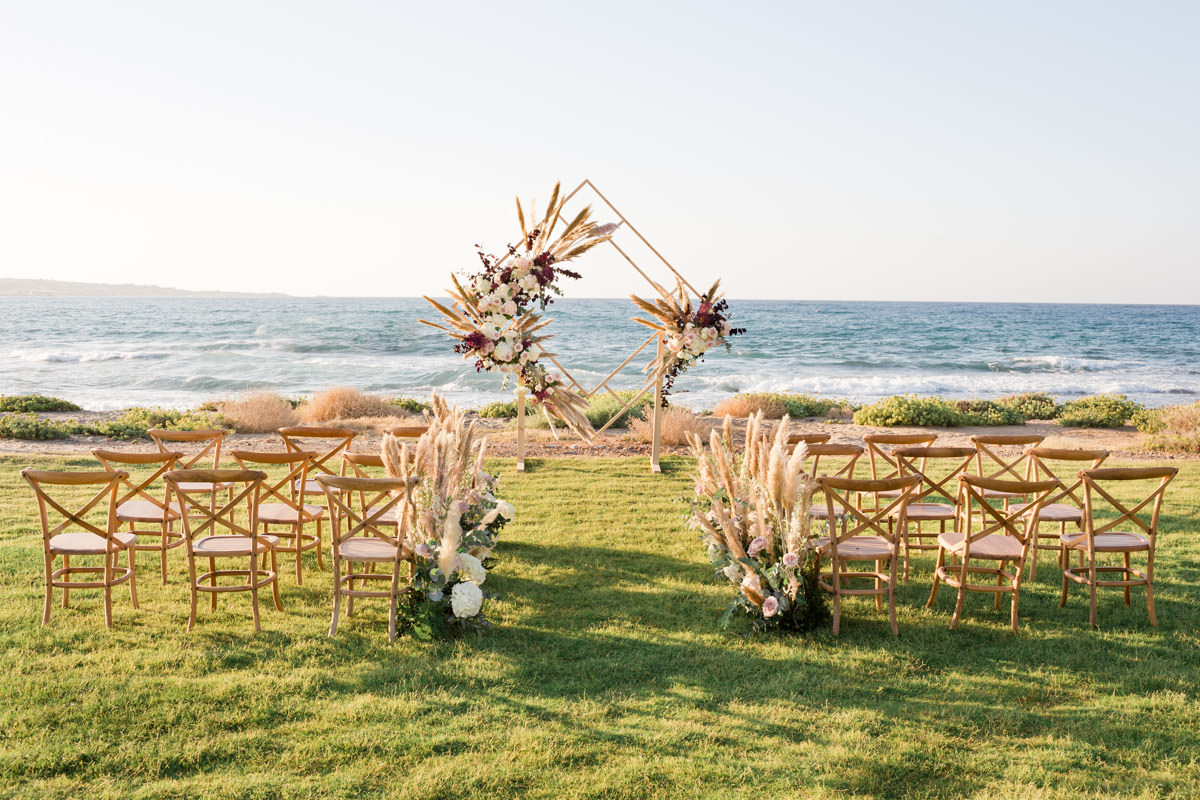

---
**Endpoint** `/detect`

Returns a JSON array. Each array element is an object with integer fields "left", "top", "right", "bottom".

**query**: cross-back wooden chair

[
  {"left": 970, "top": 434, "right": 1044, "bottom": 500},
  {"left": 788, "top": 432, "right": 831, "bottom": 451},
  {"left": 802, "top": 444, "right": 864, "bottom": 524},
  {"left": 387, "top": 425, "right": 429, "bottom": 443},
  {"left": 23, "top": 468, "right": 136, "bottom": 628},
  {"left": 340, "top": 452, "right": 395, "bottom": 518},
  {"left": 1012, "top": 447, "right": 1109, "bottom": 580},
  {"left": 814, "top": 474, "right": 921, "bottom": 636},
  {"left": 278, "top": 426, "right": 358, "bottom": 494},
  {"left": 148, "top": 428, "right": 233, "bottom": 500},
  {"left": 317, "top": 474, "right": 421, "bottom": 641},
  {"left": 230, "top": 450, "right": 323, "bottom": 585},
  {"left": 165, "top": 468, "right": 280, "bottom": 632},
  {"left": 891, "top": 445, "right": 978, "bottom": 580},
  {"left": 861, "top": 433, "right": 938, "bottom": 510},
  {"left": 92, "top": 448, "right": 185, "bottom": 584},
  {"left": 1061, "top": 466, "right": 1176, "bottom": 627},
  {"left": 926, "top": 474, "right": 1058, "bottom": 632}
]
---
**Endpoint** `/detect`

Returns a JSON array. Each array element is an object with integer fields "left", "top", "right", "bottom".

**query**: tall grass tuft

[
  {"left": 301, "top": 386, "right": 398, "bottom": 422},
  {"left": 218, "top": 392, "right": 299, "bottom": 433},
  {"left": 629, "top": 405, "right": 706, "bottom": 445},
  {"left": 1142, "top": 401, "right": 1200, "bottom": 452}
]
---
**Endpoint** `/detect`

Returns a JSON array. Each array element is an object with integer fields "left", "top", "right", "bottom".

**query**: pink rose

[
  {"left": 762, "top": 595, "right": 779, "bottom": 618},
  {"left": 782, "top": 552, "right": 799, "bottom": 568},
  {"left": 747, "top": 536, "right": 767, "bottom": 557}
]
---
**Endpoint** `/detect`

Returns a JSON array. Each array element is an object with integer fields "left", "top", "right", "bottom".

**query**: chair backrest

[
  {"left": 340, "top": 452, "right": 385, "bottom": 476},
  {"left": 1026, "top": 447, "right": 1109, "bottom": 509},
  {"left": 955, "top": 475, "right": 1059, "bottom": 556},
  {"left": 788, "top": 433, "right": 831, "bottom": 451},
  {"left": 1079, "top": 467, "right": 1176, "bottom": 550},
  {"left": 230, "top": 450, "right": 316, "bottom": 519},
  {"left": 801, "top": 443, "right": 863, "bottom": 480},
  {"left": 893, "top": 446, "right": 978, "bottom": 505},
  {"left": 316, "top": 474, "right": 421, "bottom": 552},
  {"left": 91, "top": 448, "right": 183, "bottom": 516},
  {"left": 164, "top": 469, "right": 265, "bottom": 542},
  {"left": 970, "top": 434, "right": 1044, "bottom": 483},
  {"left": 387, "top": 425, "right": 428, "bottom": 442},
  {"left": 816, "top": 475, "right": 921, "bottom": 558},
  {"left": 148, "top": 429, "right": 226, "bottom": 469},
  {"left": 278, "top": 426, "right": 357, "bottom": 477},
  {"left": 22, "top": 469, "right": 126, "bottom": 547},
  {"left": 862, "top": 433, "right": 939, "bottom": 481}
]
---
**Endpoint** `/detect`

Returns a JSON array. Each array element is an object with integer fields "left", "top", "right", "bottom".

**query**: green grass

[{"left": 2, "top": 454, "right": 1200, "bottom": 798}]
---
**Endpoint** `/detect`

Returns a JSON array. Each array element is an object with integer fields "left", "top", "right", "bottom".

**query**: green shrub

[
  {"left": 478, "top": 400, "right": 518, "bottom": 418},
  {"left": 0, "top": 394, "right": 81, "bottom": 413},
  {"left": 853, "top": 395, "right": 966, "bottom": 427},
  {"left": 1058, "top": 394, "right": 1144, "bottom": 428},
  {"left": 956, "top": 399, "right": 1027, "bottom": 426},
  {"left": 997, "top": 392, "right": 1061, "bottom": 420},
  {"left": 389, "top": 396, "right": 431, "bottom": 415},
  {"left": 585, "top": 391, "right": 652, "bottom": 429},
  {"left": 82, "top": 407, "right": 230, "bottom": 441},
  {"left": 0, "top": 413, "right": 72, "bottom": 440},
  {"left": 773, "top": 393, "right": 842, "bottom": 419}
]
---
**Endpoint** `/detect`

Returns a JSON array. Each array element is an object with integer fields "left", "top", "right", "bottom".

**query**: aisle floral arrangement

[
  {"left": 422, "top": 182, "right": 616, "bottom": 437},
  {"left": 685, "top": 412, "right": 829, "bottom": 633},
  {"left": 632, "top": 278, "right": 745, "bottom": 403},
  {"left": 381, "top": 395, "right": 512, "bottom": 638}
]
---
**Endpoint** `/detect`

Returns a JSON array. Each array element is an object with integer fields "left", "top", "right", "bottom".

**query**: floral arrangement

[
  {"left": 422, "top": 182, "right": 617, "bottom": 437},
  {"left": 632, "top": 278, "right": 745, "bottom": 402},
  {"left": 686, "top": 412, "right": 829, "bottom": 633},
  {"left": 381, "top": 395, "right": 513, "bottom": 638}
]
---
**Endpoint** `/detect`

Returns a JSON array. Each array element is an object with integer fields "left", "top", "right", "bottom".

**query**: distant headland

[{"left": 0, "top": 278, "right": 288, "bottom": 298}]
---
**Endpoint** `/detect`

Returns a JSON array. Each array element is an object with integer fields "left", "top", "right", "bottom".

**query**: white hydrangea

[
  {"left": 519, "top": 273, "right": 540, "bottom": 293},
  {"left": 457, "top": 552, "right": 487, "bottom": 585},
  {"left": 473, "top": 276, "right": 492, "bottom": 294},
  {"left": 495, "top": 500, "right": 515, "bottom": 520},
  {"left": 492, "top": 340, "right": 514, "bottom": 362},
  {"left": 450, "top": 581, "right": 483, "bottom": 618}
]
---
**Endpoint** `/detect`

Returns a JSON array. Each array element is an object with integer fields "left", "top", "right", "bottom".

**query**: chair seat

[
  {"left": 1012, "top": 502, "right": 1081, "bottom": 522},
  {"left": 895, "top": 503, "right": 955, "bottom": 521},
  {"left": 194, "top": 534, "right": 280, "bottom": 556},
  {"left": 49, "top": 531, "right": 138, "bottom": 554},
  {"left": 363, "top": 505, "right": 400, "bottom": 524},
  {"left": 176, "top": 481, "right": 234, "bottom": 493},
  {"left": 937, "top": 531, "right": 1023, "bottom": 560},
  {"left": 1060, "top": 531, "right": 1151, "bottom": 552},
  {"left": 116, "top": 499, "right": 181, "bottom": 523},
  {"left": 815, "top": 535, "right": 894, "bottom": 559},
  {"left": 256, "top": 503, "right": 325, "bottom": 524},
  {"left": 339, "top": 537, "right": 401, "bottom": 561}
]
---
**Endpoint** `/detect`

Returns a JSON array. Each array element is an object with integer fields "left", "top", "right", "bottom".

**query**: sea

[{"left": 1, "top": 297, "right": 1197, "bottom": 412}]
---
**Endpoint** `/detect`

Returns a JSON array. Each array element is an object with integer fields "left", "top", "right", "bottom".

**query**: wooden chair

[
  {"left": 787, "top": 432, "right": 831, "bottom": 451},
  {"left": 165, "top": 468, "right": 280, "bottom": 632},
  {"left": 814, "top": 474, "right": 921, "bottom": 636},
  {"left": 802, "top": 444, "right": 864, "bottom": 524},
  {"left": 148, "top": 428, "right": 233, "bottom": 498},
  {"left": 1061, "top": 466, "right": 1176, "bottom": 627},
  {"left": 926, "top": 475, "right": 1058, "bottom": 632},
  {"left": 23, "top": 469, "right": 136, "bottom": 628},
  {"left": 891, "top": 445, "right": 978, "bottom": 580},
  {"left": 92, "top": 448, "right": 185, "bottom": 584},
  {"left": 861, "top": 433, "right": 938, "bottom": 509},
  {"left": 278, "top": 426, "right": 358, "bottom": 495},
  {"left": 387, "top": 425, "right": 429, "bottom": 443},
  {"left": 969, "top": 434, "right": 1044, "bottom": 501},
  {"left": 1012, "top": 447, "right": 1109, "bottom": 579},
  {"left": 318, "top": 474, "right": 420, "bottom": 641},
  {"left": 230, "top": 450, "right": 324, "bottom": 585}
]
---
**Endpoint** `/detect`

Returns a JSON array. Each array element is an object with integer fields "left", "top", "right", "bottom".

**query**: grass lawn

[{"left": 1, "top": 453, "right": 1199, "bottom": 799}]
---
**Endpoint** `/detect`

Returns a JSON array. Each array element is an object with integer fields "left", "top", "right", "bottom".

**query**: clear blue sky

[{"left": 2, "top": 1, "right": 1197, "bottom": 302}]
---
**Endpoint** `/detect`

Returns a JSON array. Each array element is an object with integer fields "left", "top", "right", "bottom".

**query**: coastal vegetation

[
  {"left": 0, "top": 394, "right": 81, "bottom": 413},
  {"left": 2, "top": 453, "right": 1198, "bottom": 798}
]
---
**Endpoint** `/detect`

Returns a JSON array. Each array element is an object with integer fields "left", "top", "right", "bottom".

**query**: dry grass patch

[
  {"left": 712, "top": 393, "right": 787, "bottom": 419},
  {"left": 1145, "top": 401, "right": 1200, "bottom": 453},
  {"left": 216, "top": 392, "right": 298, "bottom": 433},
  {"left": 629, "top": 405, "right": 707, "bottom": 445},
  {"left": 301, "top": 386, "right": 397, "bottom": 422}
]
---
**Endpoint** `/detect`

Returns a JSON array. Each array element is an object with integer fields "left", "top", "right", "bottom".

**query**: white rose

[
  {"left": 493, "top": 340, "right": 514, "bottom": 362},
  {"left": 473, "top": 276, "right": 491, "bottom": 294},
  {"left": 495, "top": 500, "right": 515, "bottom": 520},
  {"left": 450, "top": 581, "right": 483, "bottom": 618},
  {"left": 480, "top": 323, "right": 501, "bottom": 341},
  {"left": 667, "top": 335, "right": 684, "bottom": 353},
  {"left": 457, "top": 553, "right": 487, "bottom": 585}
]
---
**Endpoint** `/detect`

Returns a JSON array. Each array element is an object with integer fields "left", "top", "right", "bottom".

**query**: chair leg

[
  {"left": 103, "top": 554, "right": 114, "bottom": 630},
  {"left": 888, "top": 554, "right": 898, "bottom": 636},
  {"left": 329, "top": 557, "right": 342, "bottom": 637},
  {"left": 1028, "top": 528, "right": 1039, "bottom": 580},
  {"left": 874, "top": 560, "right": 883, "bottom": 612},
  {"left": 128, "top": 547, "right": 139, "bottom": 609},
  {"left": 42, "top": 553, "right": 54, "bottom": 626},
  {"left": 994, "top": 561, "right": 1005, "bottom": 611},
  {"left": 1059, "top": 546, "right": 1070, "bottom": 607},
  {"left": 250, "top": 555, "right": 262, "bottom": 633},
  {"left": 388, "top": 560, "right": 402, "bottom": 642},
  {"left": 1123, "top": 553, "right": 1132, "bottom": 606},
  {"left": 926, "top": 548, "right": 944, "bottom": 608},
  {"left": 295, "top": 526, "right": 304, "bottom": 586},
  {"left": 950, "top": 560, "right": 968, "bottom": 630},
  {"left": 1088, "top": 553, "right": 1098, "bottom": 628},
  {"left": 62, "top": 554, "right": 70, "bottom": 607},
  {"left": 832, "top": 588, "right": 841, "bottom": 637},
  {"left": 270, "top": 550, "right": 283, "bottom": 611},
  {"left": 187, "top": 556, "right": 198, "bottom": 631},
  {"left": 316, "top": 520, "right": 325, "bottom": 570},
  {"left": 209, "top": 557, "right": 218, "bottom": 610},
  {"left": 1146, "top": 577, "right": 1158, "bottom": 626}
]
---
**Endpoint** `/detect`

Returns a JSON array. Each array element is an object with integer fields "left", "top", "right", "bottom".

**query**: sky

[{"left": 1, "top": 1, "right": 1197, "bottom": 303}]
